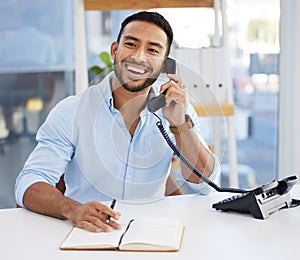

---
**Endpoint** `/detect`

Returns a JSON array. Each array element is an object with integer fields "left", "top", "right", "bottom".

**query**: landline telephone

[
  {"left": 148, "top": 57, "right": 300, "bottom": 219},
  {"left": 212, "top": 175, "right": 299, "bottom": 219}
]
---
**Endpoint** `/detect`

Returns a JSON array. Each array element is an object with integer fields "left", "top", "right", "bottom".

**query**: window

[{"left": 0, "top": 0, "right": 75, "bottom": 208}]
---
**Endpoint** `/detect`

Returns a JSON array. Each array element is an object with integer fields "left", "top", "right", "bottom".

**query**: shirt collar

[{"left": 97, "top": 71, "right": 115, "bottom": 111}]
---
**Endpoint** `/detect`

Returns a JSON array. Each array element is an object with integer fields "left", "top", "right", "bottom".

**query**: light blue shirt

[{"left": 15, "top": 72, "right": 220, "bottom": 207}]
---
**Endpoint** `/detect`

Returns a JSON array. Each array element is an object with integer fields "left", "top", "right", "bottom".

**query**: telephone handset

[{"left": 147, "top": 57, "right": 176, "bottom": 113}]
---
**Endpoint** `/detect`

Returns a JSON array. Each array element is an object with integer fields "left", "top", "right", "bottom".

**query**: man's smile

[{"left": 123, "top": 62, "right": 151, "bottom": 80}]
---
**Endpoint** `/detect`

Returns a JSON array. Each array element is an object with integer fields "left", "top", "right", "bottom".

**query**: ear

[{"left": 110, "top": 42, "right": 118, "bottom": 60}]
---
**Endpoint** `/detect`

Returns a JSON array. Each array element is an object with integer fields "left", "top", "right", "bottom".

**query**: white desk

[{"left": 1, "top": 186, "right": 299, "bottom": 260}]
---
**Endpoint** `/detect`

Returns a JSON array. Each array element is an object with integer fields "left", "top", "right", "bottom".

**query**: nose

[{"left": 131, "top": 48, "right": 147, "bottom": 63}]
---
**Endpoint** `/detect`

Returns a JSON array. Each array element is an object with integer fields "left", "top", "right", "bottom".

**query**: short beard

[
  {"left": 122, "top": 77, "right": 158, "bottom": 92},
  {"left": 114, "top": 61, "right": 160, "bottom": 93}
]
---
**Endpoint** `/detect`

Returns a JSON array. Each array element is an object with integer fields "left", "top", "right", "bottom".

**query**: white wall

[{"left": 278, "top": 0, "right": 300, "bottom": 179}]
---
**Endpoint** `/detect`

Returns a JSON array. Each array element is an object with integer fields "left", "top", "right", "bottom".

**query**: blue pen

[{"left": 106, "top": 199, "right": 116, "bottom": 223}]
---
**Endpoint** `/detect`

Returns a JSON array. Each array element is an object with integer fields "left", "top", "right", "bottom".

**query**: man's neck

[
  {"left": 111, "top": 77, "right": 150, "bottom": 111},
  {"left": 111, "top": 77, "right": 151, "bottom": 136}
]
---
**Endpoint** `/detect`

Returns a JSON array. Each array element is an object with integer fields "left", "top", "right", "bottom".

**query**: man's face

[{"left": 111, "top": 21, "right": 168, "bottom": 92}]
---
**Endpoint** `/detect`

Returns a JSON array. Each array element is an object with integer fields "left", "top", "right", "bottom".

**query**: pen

[{"left": 106, "top": 199, "right": 116, "bottom": 223}]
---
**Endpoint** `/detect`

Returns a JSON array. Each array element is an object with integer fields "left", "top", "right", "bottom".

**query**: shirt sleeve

[{"left": 14, "top": 96, "right": 77, "bottom": 207}]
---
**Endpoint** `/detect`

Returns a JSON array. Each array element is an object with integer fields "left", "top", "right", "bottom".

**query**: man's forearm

[
  {"left": 23, "top": 182, "right": 122, "bottom": 233},
  {"left": 173, "top": 130, "right": 215, "bottom": 183},
  {"left": 23, "top": 182, "right": 80, "bottom": 220}
]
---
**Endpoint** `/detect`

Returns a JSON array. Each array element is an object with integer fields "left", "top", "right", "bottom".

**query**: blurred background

[{"left": 0, "top": 0, "right": 281, "bottom": 207}]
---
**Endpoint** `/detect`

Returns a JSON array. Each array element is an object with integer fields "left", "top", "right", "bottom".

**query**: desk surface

[{"left": 1, "top": 186, "right": 299, "bottom": 260}]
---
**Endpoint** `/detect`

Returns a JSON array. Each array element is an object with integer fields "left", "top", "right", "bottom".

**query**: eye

[
  {"left": 148, "top": 48, "right": 159, "bottom": 54},
  {"left": 124, "top": 42, "right": 136, "bottom": 48}
]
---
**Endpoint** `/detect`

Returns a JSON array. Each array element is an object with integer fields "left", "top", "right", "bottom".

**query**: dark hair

[{"left": 116, "top": 11, "right": 173, "bottom": 56}]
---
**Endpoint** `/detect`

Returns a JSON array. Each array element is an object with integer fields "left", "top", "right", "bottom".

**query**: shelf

[
  {"left": 84, "top": 0, "right": 213, "bottom": 11},
  {"left": 193, "top": 103, "right": 234, "bottom": 117}
]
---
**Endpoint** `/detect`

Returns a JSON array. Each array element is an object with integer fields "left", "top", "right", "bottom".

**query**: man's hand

[
  {"left": 69, "top": 201, "right": 122, "bottom": 232},
  {"left": 23, "top": 182, "right": 122, "bottom": 233},
  {"left": 160, "top": 74, "right": 186, "bottom": 126}
]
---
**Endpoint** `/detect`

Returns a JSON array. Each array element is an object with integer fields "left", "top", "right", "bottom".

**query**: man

[{"left": 15, "top": 11, "right": 220, "bottom": 233}]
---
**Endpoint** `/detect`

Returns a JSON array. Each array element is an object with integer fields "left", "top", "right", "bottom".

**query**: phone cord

[{"left": 153, "top": 113, "right": 247, "bottom": 194}]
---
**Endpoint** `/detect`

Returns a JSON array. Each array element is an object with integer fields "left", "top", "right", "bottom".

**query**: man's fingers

[
  {"left": 77, "top": 215, "right": 122, "bottom": 233},
  {"left": 71, "top": 201, "right": 121, "bottom": 233},
  {"left": 75, "top": 219, "right": 101, "bottom": 233},
  {"left": 167, "top": 74, "right": 182, "bottom": 86},
  {"left": 107, "top": 219, "right": 122, "bottom": 230}
]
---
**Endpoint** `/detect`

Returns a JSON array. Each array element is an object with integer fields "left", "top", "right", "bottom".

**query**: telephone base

[{"left": 212, "top": 176, "right": 298, "bottom": 219}]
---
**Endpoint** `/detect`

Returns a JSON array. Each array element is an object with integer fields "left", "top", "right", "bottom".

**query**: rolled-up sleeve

[{"left": 14, "top": 97, "right": 76, "bottom": 207}]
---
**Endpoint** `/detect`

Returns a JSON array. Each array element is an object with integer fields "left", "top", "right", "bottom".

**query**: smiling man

[{"left": 15, "top": 11, "right": 220, "bottom": 233}]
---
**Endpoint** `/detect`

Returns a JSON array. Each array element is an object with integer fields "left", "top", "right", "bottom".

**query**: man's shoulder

[{"left": 55, "top": 94, "right": 80, "bottom": 111}]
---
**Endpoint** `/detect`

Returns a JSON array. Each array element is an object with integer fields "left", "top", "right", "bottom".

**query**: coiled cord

[{"left": 153, "top": 113, "right": 247, "bottom": 194}]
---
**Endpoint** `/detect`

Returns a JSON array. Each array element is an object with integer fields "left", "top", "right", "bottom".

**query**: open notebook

[{"left": 60, "top": 217, "right": 184, "bottom": 252}]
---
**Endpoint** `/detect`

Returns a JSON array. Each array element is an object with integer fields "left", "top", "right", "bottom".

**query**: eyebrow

[{"left": 123, "top": 35, "right": 164, "bottom": 50}]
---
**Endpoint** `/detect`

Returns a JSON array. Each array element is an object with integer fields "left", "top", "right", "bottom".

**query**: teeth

[{"left": 127, "top": 65, "right": 145, "bottom": 74}]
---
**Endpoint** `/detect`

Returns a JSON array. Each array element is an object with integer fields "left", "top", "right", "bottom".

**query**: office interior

[{"left": 0, "top": 0, "right": 299, "bottom": 208}]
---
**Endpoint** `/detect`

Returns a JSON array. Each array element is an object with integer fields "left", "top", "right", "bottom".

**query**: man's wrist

[{"left": 169, "top": 114, "right": 194, "bottom": 134}]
